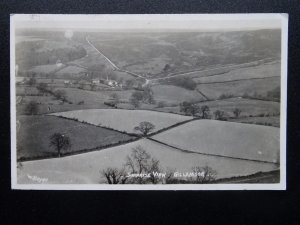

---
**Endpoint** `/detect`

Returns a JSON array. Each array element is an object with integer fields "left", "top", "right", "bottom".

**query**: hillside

[{"left": 152, "top": 119, "right": 279, "bottom": 162}]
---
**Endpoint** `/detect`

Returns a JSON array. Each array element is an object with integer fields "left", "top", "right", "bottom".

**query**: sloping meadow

[{"left": 52, "top": 109, "right": 193, "bottom": 134}]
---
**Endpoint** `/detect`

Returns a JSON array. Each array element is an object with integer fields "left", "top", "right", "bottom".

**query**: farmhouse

[
  {"left": 106, "top": 80, "right": 118, "bottom": 87},
  {"left": 92, "top": 79, "right": 100, "bottom": 84},
  {"left": 56, "top": 59, "right": 63, "bottom": 67},
  {"left": 64, "top": 80, "right": 72, "bottom": 84}
]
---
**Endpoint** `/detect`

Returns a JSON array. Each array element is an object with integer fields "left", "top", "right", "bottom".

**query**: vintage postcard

[{"left": 10, "top": 14, "right": 288, "bottom": 190}]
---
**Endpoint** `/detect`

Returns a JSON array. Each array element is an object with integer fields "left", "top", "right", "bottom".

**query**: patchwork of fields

[
  {"left": 52, "top": 109, "right": 193, "bottom": 134},
  {"left": 15, "top": 29, "right": 282, "bottom": 185},
  {"left": 17, "top": 138, "right": 278, "bottom": 184}
]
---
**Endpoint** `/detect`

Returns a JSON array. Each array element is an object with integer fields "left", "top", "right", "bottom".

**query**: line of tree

[
  {"left": 179, "top": 101, "right": 242, "bottom": 120},
  {"left": 179, "top": 102, "right": 210, "bottom": 118},
  {"left": 100, "top": 146, "right": 217, "bottom": 184}
]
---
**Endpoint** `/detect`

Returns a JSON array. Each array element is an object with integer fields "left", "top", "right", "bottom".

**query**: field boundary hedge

[
  {"left": 18, "top": 138, "right": 140, "bottom": 162},
  {"left": 147, "top": 137, "right": 279, "bottom": 165}
]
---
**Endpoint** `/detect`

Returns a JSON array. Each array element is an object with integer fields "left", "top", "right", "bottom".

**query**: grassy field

[
  {"left": 17, "top": 115, "right": 135, "bottom": 160},
  {"left": 52, "top": 109, "right": 193, "bottom": 134},
  {"left": 55, "top": 65, "right": 87, "bottom": 75},
  {"left": 152, "top": 120, "right": 280, "bottom": 163},
  {"left": 151, "top": 84, "right": 204, "bottom": 105},
  {"left": 196, "top": 97, "right": 280, "bottom": 117},
  {"left": 16, "top": 86, "right": 40, "bottom": 96},
  {"left": 28, "top": 64, "right": 61, "bottom": 74},
  {"left": 16, "top": 86, "right": 138, "bottom": 115},
  {"left": 54, "top": 88, "right": 135, "bottom": 104},
  {"left": 193, "top": 63, "right": 280, "bottom": 83},
  {"left": 17, "top": 138, "right": 278, "bottom": 184},
  {"left": 155, "top": 97, "right": 280, "bottom": 118},
  {"left": 230, "top": 116, "right": 280, "bottom": 127},
  {"left": 197, "top": 77, "right": 280, "bottom": 100}
]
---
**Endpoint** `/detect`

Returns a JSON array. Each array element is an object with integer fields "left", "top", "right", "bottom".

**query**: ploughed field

[
  {"left": 52, "top": 109, "right": 193, "bottom": 134},
  {"left": 17, "top": 115, "right": 136, "bottom": 160},
  {"left": 17, "top": 138, "right": 278, "bottom": 184},
  {"left": 152, "top": 120, "right": 279, "bottom": 163}
]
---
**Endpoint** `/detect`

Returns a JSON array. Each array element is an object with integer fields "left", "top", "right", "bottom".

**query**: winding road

[
  {"left": 86, "top": 36, "right": 150, "bottom": 84},
  {"left": 86, "top": 36, "right": 278, "bottom": 88}
]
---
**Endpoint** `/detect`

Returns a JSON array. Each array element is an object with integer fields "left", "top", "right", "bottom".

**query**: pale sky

[{"left": 12, "top": 14, "right": 284, "bottom": 32}]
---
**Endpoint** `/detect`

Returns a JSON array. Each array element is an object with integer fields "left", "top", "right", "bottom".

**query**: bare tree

[
  {"left": 200, "top": 105, "right": 210, "bottom": 119},
  {"left": 37, "top": 82, "right": 48, "bottom": 95},
  {"left": 54, "top": 90, "right": 67, "bottom": 102},
  {"left": 90, "top": 83, "right": 97, "bottom": 91},
  {"left": 142, "top": 87, "right": 155, "bottom": 104},
  {"left": 124, "top": 146, "right": 162, "bottom": 184},
  {"left": 27, "top": 77, "right": 36, "bottom": 86},
  {"left": 214, "top": 110, "right": 226, "bottom": 120},
  {"left": 233, "top": 108, "right": 242, "bottom": 118},
  {"left": 134, "top": 121, "right": 155, "bottom": 136},
  {"left": 148, "top": 158, "right": 161, "bottom": 184},
  {"left": 110, "top": 93, "right": 120, "bottom": 105},
  {"left": 49, "top": 133, "right": 71, "bottom": 157},
  {"left": 164, "top": 168, "right": 176, "bottom": 184},
  {"left": 130, "top": 97, "right": 140, "bottom": 108},
  {"left": 180, "top": 102, "right": 200, "bottom": 116},
  {"left": 192, "top": 166, "right": 217, "bottom": 183},
  {"left": 101, "top": 167, "right": 128, "bottom": 184}
]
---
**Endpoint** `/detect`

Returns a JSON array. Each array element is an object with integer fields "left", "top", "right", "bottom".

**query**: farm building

[
  {"left": 64, "top": 80, "right": 72, "bottom": 84},
  {"left": 92, "top": 79, "right": 100, "bottom": 84},
  {"left": 56, "top": 59, "right": 63, "bottom": 67},
  {"left": 106, "top": 80, "right": 119, "bottom": 87}
]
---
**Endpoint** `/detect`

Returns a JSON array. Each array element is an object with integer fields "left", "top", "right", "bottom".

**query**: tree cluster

[
  {"left": 172, "top": 77, "right": 197, "bottom": 90},
  {"left": 130, "top": 87, "right": 155, "bottom": 108},
  {"left": 180, "top": 102, "right": 210, "bottom": 118},
  {"left": 100, "top": 146, "right": 218, "bottom": 185}
]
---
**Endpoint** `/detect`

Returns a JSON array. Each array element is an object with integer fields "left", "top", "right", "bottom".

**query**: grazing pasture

[
  {"left": 195, "top": 97, "right": 280, "bottom": 117},
  {"left": 17, "top": 115, "right": 135, "bottom": 160},
  {"left": 52, "top": 109, "right": 193, "bottom": 134},
  {"left": 53, "top": 88, "right": 135, "bottom": 105},
  {"left": 29, "top": 64, "right": 61, "bottom": 74},
  {"left": 230, "top": 116, "right": 280, "bottom": 127},
  {"left": 193, "top": 63, "right": 280, "bottom": 83},
  {"left": 154, "top": 97, "right": 280, "bottom": 119},
  {"left": 17, "top": 138, "right": 278, "bottom": 184},
  {"left": 152, "top": 120, "right": 280, "bottom": 162},
  {"left": 16, "top": 86, "right": 40, "bottom": 96},
  {"left": 151, "top": 85, "right": 204, "bottom": 105},
  {"left": 55, "top": 65, "right": 87, "bottom": 75},
  {"left": 197, "top": 77, "right": 280, "bottom": 100}
]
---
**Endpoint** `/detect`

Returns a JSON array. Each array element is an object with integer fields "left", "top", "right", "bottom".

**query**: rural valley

[{"left": 15, "top": 28, "right": 281, "bottom": 184}]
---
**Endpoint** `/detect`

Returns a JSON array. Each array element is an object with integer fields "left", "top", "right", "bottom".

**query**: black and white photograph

[{"left": 10, "top": 14, "right": 288, "bottom": 190}]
